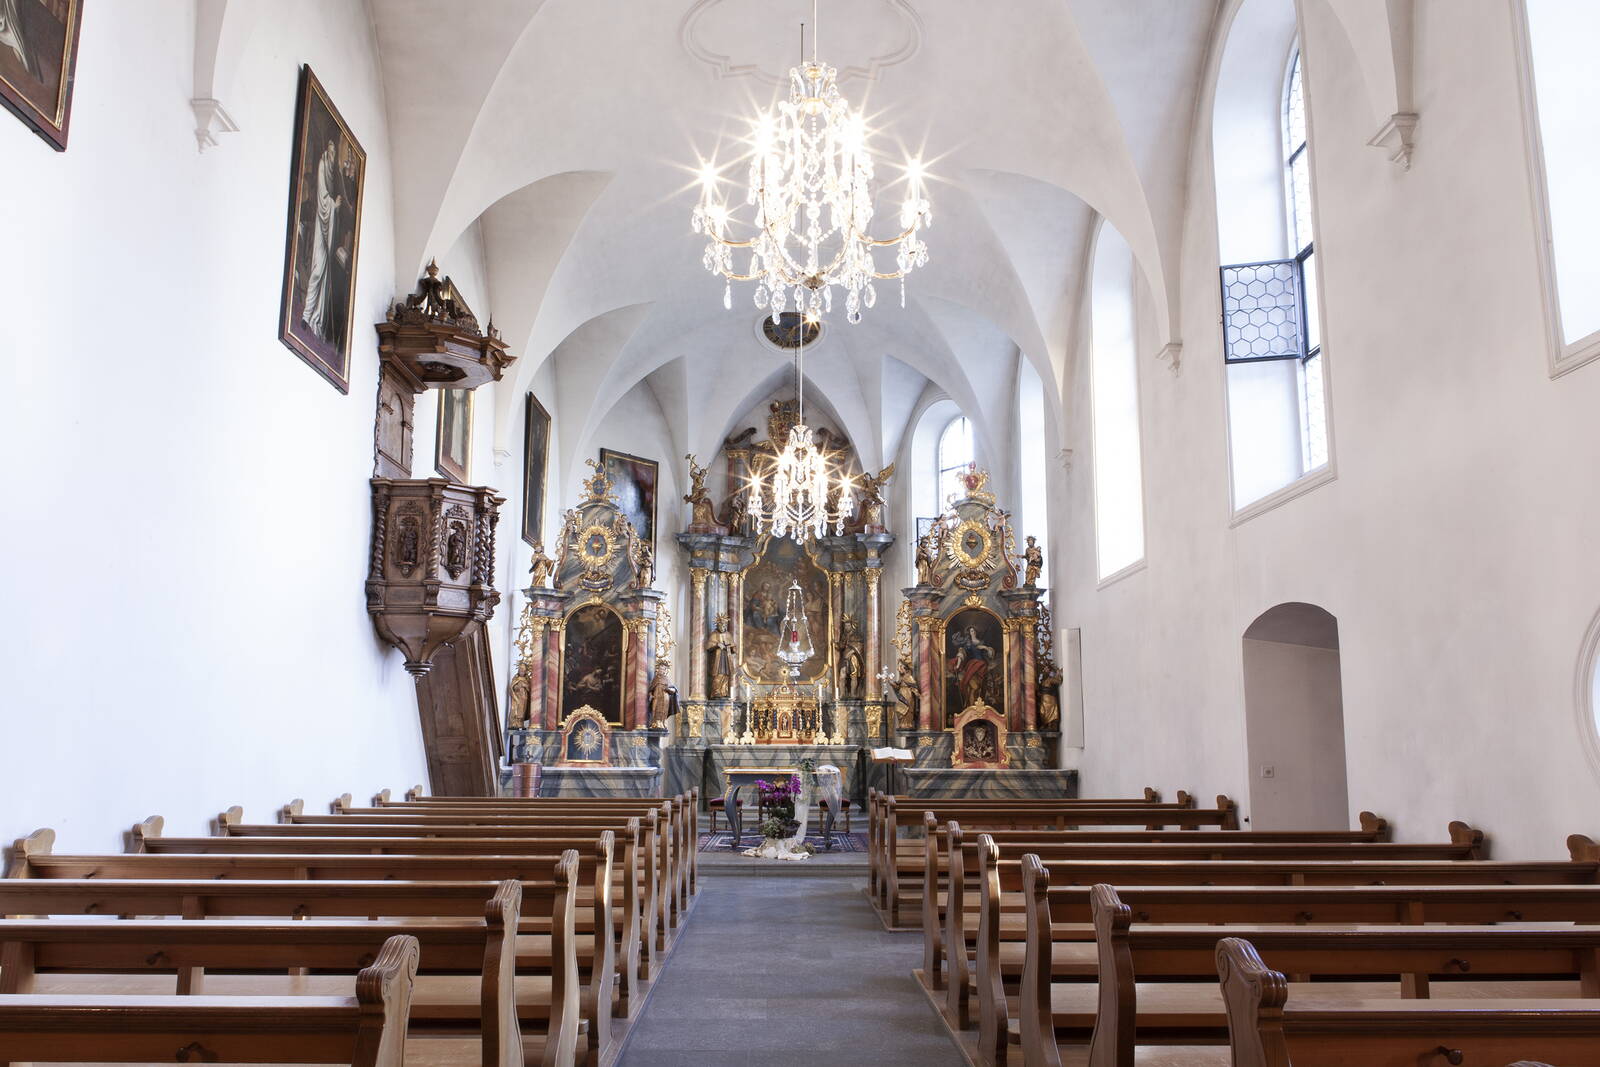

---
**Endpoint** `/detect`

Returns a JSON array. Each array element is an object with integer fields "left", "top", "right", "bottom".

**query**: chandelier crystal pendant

[
  {"left": 744, "top": 319, "right": 855, "bottom": 542},
  {"left": 690, "top": 0, "right": 932, "bottom": 325}
]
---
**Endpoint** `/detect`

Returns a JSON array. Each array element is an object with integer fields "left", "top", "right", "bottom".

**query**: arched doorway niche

[{"left": 1241, "top": 602, "right": 1349, "bottom": 830}]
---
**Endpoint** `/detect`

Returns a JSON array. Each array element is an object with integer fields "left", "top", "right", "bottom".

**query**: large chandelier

[
  {"left": 690, "top": 1, "right": 932, "bottom": 325},
  {"left": 745, "top": 322, "right": 855, "bottom": 542}
]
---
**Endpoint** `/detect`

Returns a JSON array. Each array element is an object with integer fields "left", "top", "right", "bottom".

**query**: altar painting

[
  {"left": 562, "top": 604, "right": 623, "bottom": 724},
  {"left": 742, "top": 537, "right": 830, "bottom": 684},
  {"left": 944, "top": 607, "right": 1004, "bottom": 726}
]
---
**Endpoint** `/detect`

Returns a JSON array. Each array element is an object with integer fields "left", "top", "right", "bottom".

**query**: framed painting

[
  {"left": 521, "top": 391, "right": 551, "bottom": 546},
  {"left": 944, "top": 606, "right": 1005, "bottom": 726},
  {"left": 278, "top": 65, "right": 366, "bottom": 393},
  {"left": 562, "top": 604, "right": 624, "bottom": 725},
  {"left": 0, "top": 0, "right": 82, "bottom": 150},
  {"left": 435, "top": 387, "right": 472, "bottom": 483},
  {"left": 742, "top": 537, "right": 830, "bottom": 684},
  {"left": 600, "top": 448, "right": 658, "bottom": 559}
]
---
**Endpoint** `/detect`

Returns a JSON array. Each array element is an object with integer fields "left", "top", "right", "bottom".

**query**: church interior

[{"left": 6, "top": 0, "right": 1600, "bottom": 1064}]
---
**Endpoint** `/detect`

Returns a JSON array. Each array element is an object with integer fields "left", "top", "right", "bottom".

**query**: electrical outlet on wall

[{"left": 1260, "top": 764, "right": 1275, "bottom": 779}]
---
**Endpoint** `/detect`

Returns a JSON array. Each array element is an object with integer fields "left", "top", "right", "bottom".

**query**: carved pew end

[
  {"left": 1358, "top": 810, "right": 1391, "bottom": 839},
  {"left": 125, "top": 815, "right": 164, "bottom": 854},
  {"left": 1447, "top": 820, "right": 1487, "bottom": 858}
]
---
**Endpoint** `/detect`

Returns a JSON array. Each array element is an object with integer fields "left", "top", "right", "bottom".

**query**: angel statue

[
  {"left": 683, "top": 453, "right": 720, "bottom": 531},
  {"left": 857, "top": 463, "right": 895, "bottom": 531}
]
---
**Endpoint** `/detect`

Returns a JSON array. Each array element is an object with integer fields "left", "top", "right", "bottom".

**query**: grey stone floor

[{"left": 616, "top": 869, "right": 966, "bottom": 1066}]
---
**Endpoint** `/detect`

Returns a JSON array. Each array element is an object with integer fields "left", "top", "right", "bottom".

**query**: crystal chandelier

[
  {"left": 690, "top": 0, "right": 932, "bottom": 325},
  {"left": 745, "top": 321, "right": 855, "bottom": 541}
]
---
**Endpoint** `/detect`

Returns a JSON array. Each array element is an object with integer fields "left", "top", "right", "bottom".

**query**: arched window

[
  {"left": 937, "top": 415, "right": 973, "bottom": 507},
  {"left": 1519, "top": 1, "right": 1600, "bottom": 373},
  {"left": 1283, "top": 49, "right": 1327, "bottom": 471},
  {"left": 1215, "top": 7, "right": 1332, "bottom": 513},
  {"left": 1089, "top": 220, "right": 1146, "bottom": 580}
]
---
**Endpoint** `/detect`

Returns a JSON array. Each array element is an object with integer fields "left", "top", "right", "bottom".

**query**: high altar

[{"left": 502, "top": 400, "right": 1074, "bottom": 804}]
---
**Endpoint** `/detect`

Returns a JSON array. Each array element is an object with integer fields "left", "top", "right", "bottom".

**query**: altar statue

[
  {"left": 684, "top": 453, "right": 719, "bottom": 530},
  {"left": 1023, "top": 534, "right": 1043, "bottom": 587},
  {"left": 508, "top": 670, "right": 532, "bottom": 728},
  {"left": 631, "top": 537, "right": 654, "bottom": 590},
  {"left": 915, "top": 525, "right": 940, "bottom": 586},
  {"left": 857, "top": 463, "right": 894, "bottom": 530},
  {"left": 528, "top": 541, "right": 556, "bottom": 588},
  {"left": 890, "top": 650, "right": 920, "bottom": 729},
  {"left": 836, "top": 615, "right": 865, "bottom": 699},
  {"left": 647, "top": 662, "right": 677, "bottom": 728},
  {"left": 706, "top": 612, "right": 736, "bottom": 699}
]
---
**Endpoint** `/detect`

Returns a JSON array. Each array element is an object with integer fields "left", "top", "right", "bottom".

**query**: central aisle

[{"left": 617, "top": 868, "right": 966, "bottom": 1066}]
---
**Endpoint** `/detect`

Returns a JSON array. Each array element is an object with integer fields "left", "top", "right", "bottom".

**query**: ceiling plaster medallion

[{"left": 680, "top": 0, "right": 924, "bottom": 87}]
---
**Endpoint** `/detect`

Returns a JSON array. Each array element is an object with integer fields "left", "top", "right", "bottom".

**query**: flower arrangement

[{"left": 754, "top": 774, "right": 803, "bottom": 840}]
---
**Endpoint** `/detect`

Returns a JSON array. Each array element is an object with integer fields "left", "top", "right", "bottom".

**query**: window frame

[
  {"left": 1511, "top": 0, "right": 1600, "bottom": 378},
  {"left": 936, "top": 414, "right": 973, "bottom": 509},
  {"left": 1219, "top": 37, "right": 1338, "bottom": 523}
]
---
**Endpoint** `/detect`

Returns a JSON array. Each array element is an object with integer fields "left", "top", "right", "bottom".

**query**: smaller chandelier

[
  {"left": 690, "top": 2, "right": 932, "bottom": 325},
  {"left": 747, "top": 419, "right": 855, "bottom": 542}
]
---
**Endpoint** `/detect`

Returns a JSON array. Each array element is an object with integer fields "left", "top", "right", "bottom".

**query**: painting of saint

[
  {"left": 944, "top": 607, "right": 1004, "bottom": 725},
  {"left": 278, "top": 66, "right": 366, "bottom": 392},
  {"left": 0, "top": 0, "right": 80, "bottom": 150},
  {"left": 600, "top": 448, "right": 658, "bottom": 565},
  {"left": 521, "top": 392, "right": 551, "bottom": 545},
  {"left": 436, "top": 388, "right": 472, "bottom": 482},
  {"left": 562, "top": 604, "right": 623, "bottom": 724},
  {"left": 742, "top": 538, "right": 829, "bottom": 684}
]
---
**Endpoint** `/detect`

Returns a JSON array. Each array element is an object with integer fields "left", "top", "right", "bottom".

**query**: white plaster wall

[
  {"left": 1060, "top": 0, "right": 1600, "bottom": 859},
  {"left": 1241, "top": 638, "right": 1348, "bottom": 830},
  {"left": 0, "top": 0, "right": 429, "bottom": 852}
]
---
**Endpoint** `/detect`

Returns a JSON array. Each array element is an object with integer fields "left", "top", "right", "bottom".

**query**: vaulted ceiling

[{"left": 367, "top": 0, "right": 1220, "bottom": 476}]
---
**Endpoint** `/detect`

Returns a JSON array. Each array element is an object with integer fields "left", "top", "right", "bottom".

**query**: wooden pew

[
  {"left": 921, "top": 813, "right": 1470, "bottom": 993},
  {"left": 215, "top": 808, "right": 658, "bottom": 1009},
  {"left": 0, "top": 932, "right": 418, "bottom": 1066},
  {"left": 0, "top": 876, "right": 571, "bottom": 1067},
  {"left": 8, "top": 829, "right": 616, "bottom": 1066},
  {"left": 1018, "top": 874, "right": 1600, "bottom": 1067},
  {"left": 290, "top": 798, "right": 682, "bottom": 963},
  {"left": 334, "top": 791, "right": 700, "bottom": 920},
  {"left": 961, "top": 834, "right": 1593, "bottom": 1065},
  {"left": 876, "top": 796, "right": 1243, "bottom": 927},
  {"left": 866, "top": 789, "right": 1182, "bottom": 901},
  {"left": 1216, "top": 937, "right": 1593, "bottom": 1067}
]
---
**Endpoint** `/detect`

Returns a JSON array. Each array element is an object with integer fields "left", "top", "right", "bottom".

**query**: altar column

[
  {"left": 1000, "top": 588, "right": 1042, "bottom": 733},
  {"left": 864, "top": 568, "right": 882, "bottom": 700},
  {"left": 689, "top": 567, "right": 709, "bottom": 701},
  {"left": 543, "top": 621, "right": 563, "bottom": 729},
  {"left": 618, "top": 589, "right": 663, "bottom": 731}
]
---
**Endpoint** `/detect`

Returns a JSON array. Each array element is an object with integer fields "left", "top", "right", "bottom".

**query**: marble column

[
  {"left": 543, "top": 624, "right": 562, "bottom": 728},
  {"left": 1021, "top": 621, "right": 1037, "bottom": 731},
  {"left": 689, "top": 568, "right": 709, "bottom": 701},
  {"left": 864, "top": 568, "right": 882, "bottom": 700}
]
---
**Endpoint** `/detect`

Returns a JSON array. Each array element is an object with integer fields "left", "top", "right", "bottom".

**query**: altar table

[{"left": 720, "top": 766, "right": 795, "bottom": 851}]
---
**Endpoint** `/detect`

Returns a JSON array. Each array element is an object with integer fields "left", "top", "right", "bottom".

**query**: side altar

[
  {"left": 502, "top": 460, "right": 668, "bottom": 797},
  {"left": 888, "top": 466, "right": 1075, "bottom": 800}
]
